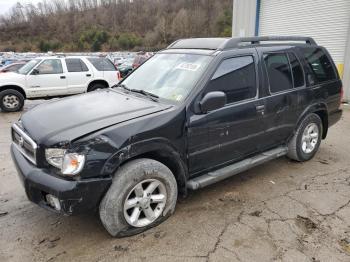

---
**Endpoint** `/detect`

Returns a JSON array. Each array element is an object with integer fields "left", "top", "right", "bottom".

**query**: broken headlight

[{"left": 45, "top": 148, "right": 85, "bottom": 176}]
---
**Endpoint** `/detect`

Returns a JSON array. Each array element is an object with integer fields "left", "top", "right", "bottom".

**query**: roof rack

[
  {"left": 222, "top": 36, "right": 317, "bottom": 49},
  {"left": 167, "top": 36, "right": 317, "bottom": 51}
]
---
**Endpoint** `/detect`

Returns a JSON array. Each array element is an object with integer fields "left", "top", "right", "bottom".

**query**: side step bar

[{"left": 186, "top": 146, "right": 288, "bottom": 190}]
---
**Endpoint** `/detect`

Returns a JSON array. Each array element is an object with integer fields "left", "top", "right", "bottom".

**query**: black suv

[{"left": 11, "top": 36, "right": 343, "bottom": 237}]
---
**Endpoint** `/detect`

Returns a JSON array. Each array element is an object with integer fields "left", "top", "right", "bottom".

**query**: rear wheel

[
  {"left": 99, "top": 158, "right": 178, "bottom": 237},
  {"left": 287, "top": 113, "right": 322, "bottom": 162},
  {"left": 0, "top": 89, "right": 25, "bottom": 112}
]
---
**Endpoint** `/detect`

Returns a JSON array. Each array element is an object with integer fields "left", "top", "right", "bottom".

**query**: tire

[
  {"left": 99, "top": 158, "right": 178, "bottom": 237},
  {"left": 287, "top": 113, "right": 323, "bottom": 162},
  {"left": 0, "top": 89, "right": 25, "bottom": 112},
  {"left": 88, "top": 83, "right": 107, "bottom": 92}
]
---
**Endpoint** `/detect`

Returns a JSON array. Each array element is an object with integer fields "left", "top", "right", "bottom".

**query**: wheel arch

[
  {"left": 87, "top": 79, "right": 109, "bottom": 92},
  {"left": 295, "top": 103, "right": 328, "bottom": 139},
  {"left": 104, "top": 140, "right": 188, "bottom": 197},
  {"left": 0, "top": 85, "right": 26, "bottom": 99}
]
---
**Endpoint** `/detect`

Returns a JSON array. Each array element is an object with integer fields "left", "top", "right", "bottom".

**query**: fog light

[{"left": 46, "top": 194, "right": 61, "bottom": 211}]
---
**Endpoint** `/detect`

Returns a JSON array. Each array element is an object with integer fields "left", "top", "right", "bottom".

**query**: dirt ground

[{"left": 0, "top": 101, "right": 350, "bottom": 262}]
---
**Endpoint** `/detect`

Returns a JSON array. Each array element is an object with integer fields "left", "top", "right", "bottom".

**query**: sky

[{"left": 0, "top": 0, "right": 42, "bottom": 15}]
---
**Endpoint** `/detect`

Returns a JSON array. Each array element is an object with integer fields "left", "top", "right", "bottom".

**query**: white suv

[{"left": 0, "top": 56, "right": 120, "bottom": 112}]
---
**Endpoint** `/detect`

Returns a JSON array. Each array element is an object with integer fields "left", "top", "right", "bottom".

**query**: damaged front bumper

[{"left": 11, "top": 144, "right": 112, "bottom": 215}]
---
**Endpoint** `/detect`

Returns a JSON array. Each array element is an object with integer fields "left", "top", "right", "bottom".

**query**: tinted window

[
  {"left": 301, "top": 48, "right": 337, "bottom": 83},
  {"left": 87, "top": 58, "right": 116, "bottom": 71},
  {"left": 206, "top": 56, "right": 256, "bottom": 104},
  {"left": 65, "top": 58, "right": 89, "bottom": 72},
  {"left": 264, "top": 53, "right": 293, "bottom": 93},
  {"left": 36, "top": 59, "right": 63, "bottom": 74},
  {"left": 288, "top": 52, "right": 305, "bottom": 88}
]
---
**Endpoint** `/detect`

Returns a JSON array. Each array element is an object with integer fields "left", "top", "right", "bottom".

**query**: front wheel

[
  {"left": 99, "top": 158, "right": 178, "bottom": 237},
  {"left": 0, "top": 89, "right": 25, "bottom": 112},
  {"left": 287, "top": 113, "right": 322, "bottom": 162}
]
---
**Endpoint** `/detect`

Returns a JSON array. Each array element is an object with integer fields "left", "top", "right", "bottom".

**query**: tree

[{"left": 0, "top": 0, "right": 233, "bottom": 52}]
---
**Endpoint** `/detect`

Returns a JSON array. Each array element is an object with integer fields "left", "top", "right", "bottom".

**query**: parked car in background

[
  {"left": 0, "top": 56, "right": 120, "bottom": 112},
  {"left": 117, "top": 59, "right": 133, "bottom": 78},
  {"left": 0, "top": 62, "right": 26, "bottom": 73},
  {"left": 132, "top": 52, "right": 153, "bottom": 69},
  {"left": 10, "top": 36, "right": 342, "bottom": 237}
]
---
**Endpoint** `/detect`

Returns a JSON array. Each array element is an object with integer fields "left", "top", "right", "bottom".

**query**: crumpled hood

[{"left": 21, "top": 89, "right": 171, "bottom": 145}]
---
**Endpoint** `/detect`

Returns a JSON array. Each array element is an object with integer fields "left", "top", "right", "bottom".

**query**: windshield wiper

[
  {"left": 114, "top": 83, "right": 159, "bottom": 102},
  {"left": 113, "top": 83, "right": 128, "bottom": 90},
  {"left": 130, "top": 89, "right": 159, "bottom": 100}
]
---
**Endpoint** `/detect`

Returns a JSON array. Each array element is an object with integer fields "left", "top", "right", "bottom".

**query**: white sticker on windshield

[{"left": 176, "top": 63, "right": 200, "bottom": 71}]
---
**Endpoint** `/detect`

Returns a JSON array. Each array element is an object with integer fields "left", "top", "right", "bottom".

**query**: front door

[
  {"left": 26, "top": 59, "right": 67, "bottom": 97},
  {"left": 188, "top": 53, "right": 266, "bottom": 174}
]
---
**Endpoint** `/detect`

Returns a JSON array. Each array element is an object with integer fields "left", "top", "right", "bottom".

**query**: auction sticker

[{"left": 176, "top": 63, "right": 200, "bottom": 71}]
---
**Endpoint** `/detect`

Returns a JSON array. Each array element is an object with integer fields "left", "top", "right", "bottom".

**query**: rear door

[
  {"left": 65, "top": 58, "right": 92, "bottom": 94},
  {"left": 258, "top": 47, "right": 305, "bottom": 146}
]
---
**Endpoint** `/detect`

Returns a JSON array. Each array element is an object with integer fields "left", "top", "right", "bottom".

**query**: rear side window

[
  {"left": 87, "top": 58, "right": 116, "bottom": 71},
  {"left": 288, "top": 52, "right": 305, "bottom": 88},
  {"left": 65, "top": 58, "right": 89, "bottom": 72},
  {"left": 206, "top": 56, "right": 256, "bottom": 104},
  {"left": 301, "top": 48, "right": 337, "bottom": 83},
  {"left": 264, "top": 53, "right": 293, "bottom": 93}
]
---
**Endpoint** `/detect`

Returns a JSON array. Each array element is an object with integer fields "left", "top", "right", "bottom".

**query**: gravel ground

[{"left": 0, "top": 100, "right": 350, "bottom": 262}]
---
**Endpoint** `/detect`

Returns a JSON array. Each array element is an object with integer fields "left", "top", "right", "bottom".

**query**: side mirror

[
  {"left": 32, "top": 69, "right": 39, "bottom": 75},
  {"left": 199, "top": 91, "right": 227, "bottom": 113}
]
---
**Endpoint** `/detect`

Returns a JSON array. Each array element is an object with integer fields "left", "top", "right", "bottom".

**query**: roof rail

[{"left": 221, "top": 36, "right": 317, "bottom": 49}]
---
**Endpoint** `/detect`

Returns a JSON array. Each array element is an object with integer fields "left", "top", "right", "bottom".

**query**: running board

[{"left": 186, "top": 146, "right": 288, "bottom": 190}]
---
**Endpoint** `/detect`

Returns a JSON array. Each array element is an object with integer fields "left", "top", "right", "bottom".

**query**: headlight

[
  {"left": 45, "top": 148, "right": 85, "bottom": 176},
  {"left": 45, "top": 148, "right": 66, "bottom": 169}
]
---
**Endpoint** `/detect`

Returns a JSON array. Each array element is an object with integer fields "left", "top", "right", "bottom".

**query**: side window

[
  {"left": 36, "top": 59, "right": 63, "bottom": 74},
  {"left": 288, "top": 52, "right": 305, "bottom": 88},
  {"left": 65, "top": 58, "right": 89, "bottom": 72},
  {"left": 301, "top": 48, "right": 337, "bottom": 83},
  {"left": 87, "top": 58, "right": 116, "bottom": 71},
  {"left": 264, "top": 53, "right": 293, "bottom": 93},
  {"left": 206, "top": 56, "right": 256, "bottom": 104}
]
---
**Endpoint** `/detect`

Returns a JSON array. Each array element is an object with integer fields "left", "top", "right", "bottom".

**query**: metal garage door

[{"left": 259, "top": 0, "right": 350, "bottom": 69}]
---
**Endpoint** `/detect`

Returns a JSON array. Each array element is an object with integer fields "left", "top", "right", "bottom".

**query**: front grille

[{"left": 12, "top": 123, "right": 38, "bottom": 165}]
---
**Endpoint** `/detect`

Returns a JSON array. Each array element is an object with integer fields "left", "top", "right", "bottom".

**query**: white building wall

[{"left": 232, "top": 0, "right": 257, "bottom": 37}]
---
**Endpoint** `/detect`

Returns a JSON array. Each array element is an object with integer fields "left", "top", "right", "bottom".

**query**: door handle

[
  {"left": 86, "top": 74, "right": 91, "bottom": 77},
  {"left": 60, "top": 76, "right": 66, "bottom": 79},
  {"left": 256, "top": 105, "right": 265, "bottom": 115},
  {"left": 256, "top": 105, "right": 265, "bottom": 111}
]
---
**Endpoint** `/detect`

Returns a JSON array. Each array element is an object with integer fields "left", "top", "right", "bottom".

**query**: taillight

[{"left": 117, "top": 71, "right": 121, "bottom": 81}]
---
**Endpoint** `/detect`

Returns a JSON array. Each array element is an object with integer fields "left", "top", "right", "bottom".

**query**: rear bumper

[
  {"left": 11, "top": 144, "right": 112, "bottom": 215},
  {"left": 329, "top": 109, "right": 342, "bottom": 127}
]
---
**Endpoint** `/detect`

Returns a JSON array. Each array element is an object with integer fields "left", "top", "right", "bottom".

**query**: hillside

[{"left": 0, "top": 0, "right": 233, "bottom": 52}]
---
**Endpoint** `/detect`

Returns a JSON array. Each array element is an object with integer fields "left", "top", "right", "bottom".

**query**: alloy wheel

[{"left": 123, "top": 179, "right": 167, "bottom": 227}]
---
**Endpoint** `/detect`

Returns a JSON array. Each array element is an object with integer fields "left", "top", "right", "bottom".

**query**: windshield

[
  {"left": 121, "top": 53, "right": 212, "bottom": 102},
  {"left": 18, "top": 59, "right": 41, "bottom": 75}
]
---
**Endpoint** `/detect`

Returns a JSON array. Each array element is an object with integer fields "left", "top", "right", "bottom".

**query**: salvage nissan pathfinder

[{"left": 11, "top": 36, "right": 343, "bottom": 237}]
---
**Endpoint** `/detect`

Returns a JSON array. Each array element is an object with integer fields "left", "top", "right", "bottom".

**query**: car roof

[
  {"left": 33, "top": 56, "right": 106, "bottom": 60},
  {"left": 167, "top": 36, "right": 317, "bottom": 51}
]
